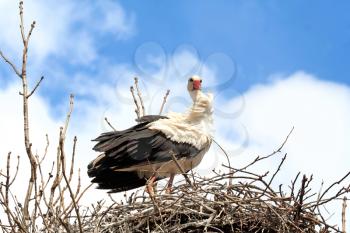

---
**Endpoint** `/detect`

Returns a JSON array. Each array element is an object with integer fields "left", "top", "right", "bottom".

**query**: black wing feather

[{"left": 88, "top": 116, "right": 200, "bottom": 192}]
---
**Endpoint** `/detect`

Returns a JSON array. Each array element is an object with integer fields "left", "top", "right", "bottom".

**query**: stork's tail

[{"left": 87, "top": 154, "right": 147, "bottom": 193}]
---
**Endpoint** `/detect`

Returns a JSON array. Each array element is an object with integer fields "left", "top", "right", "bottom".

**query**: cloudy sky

[{"left": 0, "top": 0, "right": 349, "bottom": 229}]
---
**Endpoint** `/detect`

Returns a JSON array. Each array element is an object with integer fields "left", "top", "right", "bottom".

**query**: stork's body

[{"left": 88, "top": 76, "right": 213, "bottom": 193}]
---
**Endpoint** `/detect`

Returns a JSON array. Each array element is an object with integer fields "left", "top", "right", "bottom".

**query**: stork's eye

[
  {"left": 200, "top": 80, "right": 202, "bottom": 83},
  {"left": 189, "top": 78, "right": 193, "bottom": 82}
]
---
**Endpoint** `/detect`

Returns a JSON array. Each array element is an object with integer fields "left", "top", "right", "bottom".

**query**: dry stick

[
  {"left": 134, "top": 77, "right": 145, "bottom": 116},
  {"left": 294, "top": 175, "right": 307, "bottom": 223},
  {"left": 130, "top": 86, "right": 141, "bottom": 119},
  {"left": 313, "top": 171, "right": 350, "bottom": 209},
  {"left": 19, "top": 1, "right": 26, "bottom": 44},
  {"left": 59, "top": 95, "right": 83, "bottom": 233},
  {"left": 0, "top": 190, "right": 26, "bottom": 233},
  {"left": 0, "top": 1, "right": 39, "bottom": 226},
  {"left": 16, "top": 1, "right": 40, "bottom": 224},
  {"left": 159, "top": 89, "right": 170, "bottom": 115},
  {"left": 104, "top": 117, "right": 117, "bottom": 131},
  {"left": 26, "top": 76, "right": 44, "bottom": 98},
  {"left": 169, "top": 151, "right": 193, "bottom": 187},
  {"left": 0, "top": 195, "right": 27, "bottom": 233},
  {"left": 62, "top": 183, "right": 93, "bottom": 219},
  {"left": 342, "top": 196, "right": 347, "bottom": 233},
  {"left": 239, "top": 126, "right": 294, "bottom": 172},
  {"left": 5, "top": 152, "right": 14, "bottom": 232},
  {"left": 259, "top": 153, "right": 287, "bottom": 198},
  {"left": 212, "top": 138, "right": 232, "bottom": 186},
  {"left": 58, "top": 136, "right": 78, "bottom": 198},
  {"left": 68, "top": 136, "right": 77, "bottom": 183},
  {"left": 9, "top": 155, "right": 20, "bottom": 187},
  {"left": 95, "top": 203, "right": 117, "bottom": 232},
  {"left": 0, "top": 51, "right": 21, "bottom": 77},
  {"left": 49, "top": 140, "right": 63, "bottom": 208},
  {"left": 39, "top": 134, "right": 49, "bottom": 164}
]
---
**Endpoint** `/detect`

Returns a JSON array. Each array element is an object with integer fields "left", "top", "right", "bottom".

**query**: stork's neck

[{"left": 186, "top": 90, "right": 213, "bottom": 122}]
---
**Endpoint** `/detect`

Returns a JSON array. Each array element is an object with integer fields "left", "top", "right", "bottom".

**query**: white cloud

[
  {"left": 219, "top": 71, "right": 350, "bottom": 228},
  {"left": 93, "top": 1, "right": 136, "bottom": 39},
  {"left": 225, "top": 72, "right": 350, "bottom": 179},
  {"left": 0, "top": 0, "right": 135, "bottom": 65}
]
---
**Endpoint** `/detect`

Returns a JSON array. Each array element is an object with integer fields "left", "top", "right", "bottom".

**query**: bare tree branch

[
  {"left": 134, "top": 77, "right": 145, "bottom": 116},
  {"left": 26, "top": 76, "right": 44, "bottom": 98},
  {"left": 104, "top": 117, "right": 117, "bottom": 131},
  {"left": 130, "top": 86, "right": 141, "bottom": 119},
  {"left": 342, "top": 196, "right": 347, "bottom": 233},
  {"left": 0, "top": 51, "right": 21, "bottom": 77},
  {"left": 159, "top": 89, "right": 170, "bottom": 115}
]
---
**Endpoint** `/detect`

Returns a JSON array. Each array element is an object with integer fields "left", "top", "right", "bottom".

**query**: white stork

[{"left": 88, "top": 75, "right": 213, "bottom": 194}]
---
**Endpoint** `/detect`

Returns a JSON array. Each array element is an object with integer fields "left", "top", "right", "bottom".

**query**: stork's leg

[
  {"left": 166, "top": 174, "right": 175, "bottom": 194},
  {"left": 145, "top": 175, "right": 157, "bottom": 196}
]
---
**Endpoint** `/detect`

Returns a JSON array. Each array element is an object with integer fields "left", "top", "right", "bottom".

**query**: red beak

[{"left": 193, "top": 80, "right": 201, "bottom": 90}]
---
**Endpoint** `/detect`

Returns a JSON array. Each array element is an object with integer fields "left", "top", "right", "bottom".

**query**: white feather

[{"left": 148, "top": 91, "right": 213, "bottom": 149}]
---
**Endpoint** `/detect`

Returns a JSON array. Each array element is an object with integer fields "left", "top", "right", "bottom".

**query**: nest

[{"left": 80, "top": 146, "right": 349, "bottom": 233}]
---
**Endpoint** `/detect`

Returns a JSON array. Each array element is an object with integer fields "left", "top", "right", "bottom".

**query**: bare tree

[{"left": 0, "top": 1, "right": 89, "bottom": 232}]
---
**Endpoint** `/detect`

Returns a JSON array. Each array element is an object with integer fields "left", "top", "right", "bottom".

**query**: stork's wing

[
  {"left": 89, "top": 123, "right": 199, "bottom": 171},
  {"left": 87, "top": 117, "right": 201, "bottom": 192}
]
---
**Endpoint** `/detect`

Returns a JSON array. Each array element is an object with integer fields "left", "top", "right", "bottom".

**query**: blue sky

[
  {"left": 110, "top": 0, "right": 350, "bottom": 90},
  {"left": 0, "top": 0, "right": 350, "bottom": 228}
]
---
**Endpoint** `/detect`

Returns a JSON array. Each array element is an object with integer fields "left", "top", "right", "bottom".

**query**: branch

[
  {"left": 130, "top": 86, "right": 141, "bottom": 119},
  {"left": 159, "top": 89, "right": 170, "bottom": 115},
  {"left": 26, "top": 21, "right": 36, "bottom": 42},
  {"left": 26, "top": 76, "right": 44, "bottom": 98},
  {"left": 134, "top": 77, "right": 145, "bottom": 116},
  {"left": 238, "top": 126, "right": 294, "bottom": 171},
  {"left": 169, "top": 151, "right": 193, "bottom": 187},
  {"left": 104, "top": 117, "right": 117, "bottom": 131},
  {"left": 19, "top": 1, "right": 25, "bottom": 45},
  {"left": 0, "top": 51, "right": 21, "bottom": 77},
  {"left": 59, "top": 94, "right": 83, "bottom": 233},
  {"left": 342, "top": 196, "right": 347, "bottom": 233}
]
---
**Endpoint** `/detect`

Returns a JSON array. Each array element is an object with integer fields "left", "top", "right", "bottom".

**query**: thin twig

[
  {"left": 104, "top": 117, "right": 117, "bottom": 131},
  {"left": 26, "top": 76, "right": 44, "bottom": 98},
  {"left": 342, "top": 196, "right": 347, "bottom": 233},
  {"left": 169, "top": 151, "right": 193, "bottom": 187},
  {"left": 0, "top": 51, "right": 21, "bottom": 77},
  {"left": 134, "top": 77, "right": 145, "bottom": 116},
  {"left": 130, "top": 86, "right": 141, "bottom": 119},
  {"left": 59, "top": 95, "right": 83, "bottom": 233},
  {"left": 159, "top": 89, "right": 170, "bottom": 115}
]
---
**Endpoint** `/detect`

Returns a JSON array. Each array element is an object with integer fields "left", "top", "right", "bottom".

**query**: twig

[
  {"left": 26, "top": 21, "right": 36, "bottom": 42},
  {"left": 19, "top": 1, "right": 25, "bottom": 44},
  {"left": 212, "top": 138, "right": 232, "bottom": 185},
  {"left": 239, "top": 126, "right": 294, "bottom": 171},
  {"left": 104, "top": 117, "right": 117, "bottom": 131},
  {"left": 134, "top": 77, "right": 145, "bottom": 116},
  {"left": 9, "top": 155, "right": 20, "bottom": 186},
  {"left": 0, "top": 51, "right": 21, "bottom": 77},
  {"left": 294, "top": 175, "right": 307, "bottom": 223},
  {"left": 39, "top": 134, "right": 49, "bottom": 164},
  {"left": 130, "top": 86, "right": 141, "bottom": 119},
  {"left": 26, "top": 76, "right": 44, "bottom": 98},
  {"left": 59, "top": 95, "right": 83, "bottom": 233},
  {"left": 159, "top": 89, "right": 170, "bottom": 115},
  {"left": 169, "top": 151, "right": 193, "bottom": 187},
  {"left": 342, "top": 196, "right": 347, "bottom": 233},
  {"left": 259, "top": 153, "right": 287, "bottom": 198}
]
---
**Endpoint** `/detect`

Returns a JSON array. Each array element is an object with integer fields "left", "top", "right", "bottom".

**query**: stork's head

[{"left": 187, "top": 75, "right": 202, "bottom": 92}]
